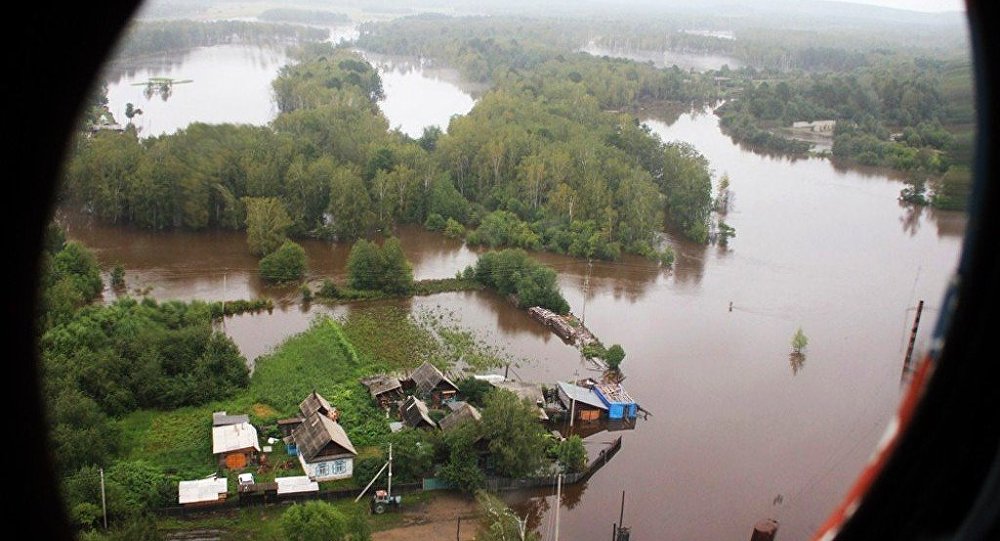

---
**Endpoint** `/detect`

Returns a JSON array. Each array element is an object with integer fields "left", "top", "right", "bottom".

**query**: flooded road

[{"left": 79, "top": 40, "right": 967, "bottom": 541}]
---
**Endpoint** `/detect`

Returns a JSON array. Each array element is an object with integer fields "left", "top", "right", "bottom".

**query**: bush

[
  {"left": 424, "top": 213, "right": 446, "bottom": 231},
  {"left": 443, "top": 218, "right": 466, "bottom": 239},
  {"left": 259, "top": 241, "right": 307, "bottom": 283}
]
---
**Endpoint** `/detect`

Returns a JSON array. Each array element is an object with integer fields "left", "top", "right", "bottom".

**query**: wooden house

[
  {"left": 556, "top": 381, "right": 607, "bottom": 422},
  {"left": 492, "top": 380, "right": 549, "bottom": 420},
  {"left": 292, "top": 412, "right": 357, "bottom": 482},
  {"left": 212, "top": 419, "right": 260, "bottom": 470},
  {"left": 438, "top": 401, "right": 481, "bottom": 432},
  {"left": 405, "top": 361, "right": 459, "bottom": 405},
  {"left": 399, "top": 395, "right": 437, "bottom": 429},
  {"left": 299, "top": 390, "right": 339, "bottom": 422},
  {"left": 361, "top": 374, "right": 404, "bottom": 408}
]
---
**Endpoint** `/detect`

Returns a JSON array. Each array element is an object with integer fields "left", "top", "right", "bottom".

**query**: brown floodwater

[{"left": 60, "top": 105, "right": 965, "bottom": 540}]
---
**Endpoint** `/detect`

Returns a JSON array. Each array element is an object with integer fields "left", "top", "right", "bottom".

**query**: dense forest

[
  {"left": 111, "top": 19, "right": 330, "bottom": 59},
  {"left": 65, "top": 37, "right": 721, "bottom": 260}
]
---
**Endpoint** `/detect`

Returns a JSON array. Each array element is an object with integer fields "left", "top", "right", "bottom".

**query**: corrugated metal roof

[
  {"left": 275, "top": 476, "right": 319, "bottom": 495},
  {"left": 292, "top": 412, "right": 357, "bottom": 463},
  {"left": 212, "top": 422, "right": 261, "bottom": 454},
  {"left": 556, "top": 381, "right": 607, "bottom": 410},
  {"left": 178, "top": 476, "right": 228, "bottom": 505},
  {"left": 212, "top": 411, "right": 250, "bottom": 426},
  {"left": 438, "top": 402, "right": 481, "bottom": 432}
]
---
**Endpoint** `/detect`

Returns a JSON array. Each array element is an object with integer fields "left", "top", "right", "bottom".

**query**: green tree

[
  {"left": 791, "top": 327, "right": 809, "bottom": 354},
  {"left": 439, "top": 423, "right": 486, "bottom": 492},
  {"left": 480, "top": 389, "right": 549, "bottom": 478},
  {"left": 243, "top": 197, "right": 292, "bottom": 256},
  {"left": 282, "top": 501, "right": 367, "bottom": 541},
  {"left": 347, "top": 239, "right": 380, "bottom": 291},
  {"left": 605, "top": 344, "right": 625, "bottom": 370},
  {"left": 379, "top": 237, "right": 414, "bottom": 295},
  {"left": 476, "top": 490, "right": 539, "bottom": 541},
  {"left": 328, "top": 165, "right": 375, "bottom": 240},
  {"left": 259, "top": 241, "right": 307, "bottom": 283},
  {"left": 552, "top": 435, "right": 587, "bottom": 473}
]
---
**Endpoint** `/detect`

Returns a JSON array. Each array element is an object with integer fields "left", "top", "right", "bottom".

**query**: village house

[
  {"left": 404, "top": 361, "right": 459, "bottom": 405},
  {"left": 399, "top": 395, "right": 437, "bottom": 429},
  {"left": 178, "top": 476, "right": 228, "bottom": 507},
  {"left": 292, "top": 411, "right": 357, "bottom": 481},
  {"left": 492, "top": 379, "right": 550, "bottom": 420},
  {"left": 556, "top": 381, "right": 608, "bottom": 423},
  {"left": 212, "top": 413, "right": 260, "bottom": 470},
  {"left": 438, "top": 401, "right": 481, "bottom": 432},
  {"left": 277, "top": 390, "right": 340, "bottom": 437},
  {"left": 361, "top": 374, "right": 404, "bottom": 408}
]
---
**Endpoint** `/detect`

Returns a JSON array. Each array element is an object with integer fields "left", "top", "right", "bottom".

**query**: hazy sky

[{"left": 847, "top": 0, "right": 964, "bottom": 12}]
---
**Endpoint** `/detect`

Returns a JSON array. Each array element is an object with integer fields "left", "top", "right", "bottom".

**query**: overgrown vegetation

[{"left": 465, "top": 249, "right": 570, "bottom": 314}]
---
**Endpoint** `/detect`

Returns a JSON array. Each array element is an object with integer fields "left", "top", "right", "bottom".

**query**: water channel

[{"left": 77, "top": 38, "right": 967, "bottom": 541}]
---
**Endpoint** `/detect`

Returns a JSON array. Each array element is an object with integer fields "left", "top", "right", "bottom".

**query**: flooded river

[{"left": 78, "top": 40, "right": 967, "bottom": 541}]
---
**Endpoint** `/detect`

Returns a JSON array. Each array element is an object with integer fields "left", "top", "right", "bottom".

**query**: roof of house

[
  {"left": 409, "top": 361, "right": 458, "bottom": 395},
  {"left": 275, "top": 476, "right": 320, "bottom": 495},
  {"left": 212, "top": 422, "right": 261, "bottom": 455},
  {"left": 299, "top": 390, "right": 336, "bottom": 418},
  {"left": 292, "top": 412, "right": 357, "bottom": 463},
  {"left": 399, "top": 395, "right": 436, "bottom": 428},
  {"left": 493, "top": 380, "right": 545, "bottom": 404},
  {"left": 593, "top": 383, "right": 635, "bottom": 405},
  {"left": 212, "top": 411, "right": 250, "bottom": 427},
  {"left": 556, "top": 381, "right": 608, "bottom": 410},
  {"left": 361, "top": 374, "right": 403, "bottom": 398},
  {"left": 178, "top": 476, "right": 228, "bottom": 505},
  {"left": 438, "top": 402, "right": 481, "bottom": 432},
  {"left": 493, "top": 381, "right": 550, "bottom": 420}
]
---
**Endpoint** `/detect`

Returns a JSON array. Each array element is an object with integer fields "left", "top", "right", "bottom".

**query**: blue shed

[{"left": 593, "top": 383, "right": 638, "bottom": 420}]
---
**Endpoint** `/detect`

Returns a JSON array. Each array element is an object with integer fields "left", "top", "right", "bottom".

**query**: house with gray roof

[
  {"left": 399, "top": 395, "right": 437, "bottom": 429},
  {"left": 405, "top": 361, "right": 458, "bottom": 405},
  {"left": 292, "top": 412, "right": 357, "bottom": 481}
]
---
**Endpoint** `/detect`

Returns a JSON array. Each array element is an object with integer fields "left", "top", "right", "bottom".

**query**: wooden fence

[{"left": 157, "top": 437, "right": 623, "bottom": 516}]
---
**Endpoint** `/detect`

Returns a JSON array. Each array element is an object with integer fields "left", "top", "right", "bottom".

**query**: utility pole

[
  {"left": 903, "top": 300, "right": 924, "bottom": 367},
  {"left": 100, "top": 467, "right": 107, "bottom": 529},
  {"left": 554, "top": 473, "right": 563, "bottom": 541},
  {"left": 221, "top": 272, "right": 227, "bottom": 331},
  {"left": 387, "top": 443, "right": 393, "bottom": 498}
]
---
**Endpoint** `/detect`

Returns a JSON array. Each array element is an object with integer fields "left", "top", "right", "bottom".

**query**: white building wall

[{"left": 298, "top": 453, "right": 354, "bottom": 481}]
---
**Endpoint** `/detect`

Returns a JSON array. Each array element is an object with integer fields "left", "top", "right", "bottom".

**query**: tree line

[
  {"left": 111, "top": 19, "right": 330, "bottom": 59},
  {"left": 64, "top": 37, "right": 721, "bottom": 261}
]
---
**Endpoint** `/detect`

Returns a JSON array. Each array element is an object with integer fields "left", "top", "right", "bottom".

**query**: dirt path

[{"left": 373, "top": 492, "right": 480, "bottom": 541}]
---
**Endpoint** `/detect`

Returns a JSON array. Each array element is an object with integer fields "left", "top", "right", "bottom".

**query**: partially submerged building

[
  {"left": 593, "top": 383, "right": 638, "bottom": 420},
  {"left": 556, "top": 381, "right": 608, "bottom": 422},
  {"left": 292, "top": 412, "right": 357, "bottom": 481}
]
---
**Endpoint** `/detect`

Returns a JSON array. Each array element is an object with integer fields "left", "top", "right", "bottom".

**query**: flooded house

[{"left": 556, "top": 381, "right": 608, "bottom": 422}]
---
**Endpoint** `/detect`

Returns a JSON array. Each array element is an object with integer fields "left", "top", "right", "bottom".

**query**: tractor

[{"left": 370, "top": 489, "right": 402, "bottom": 514}]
